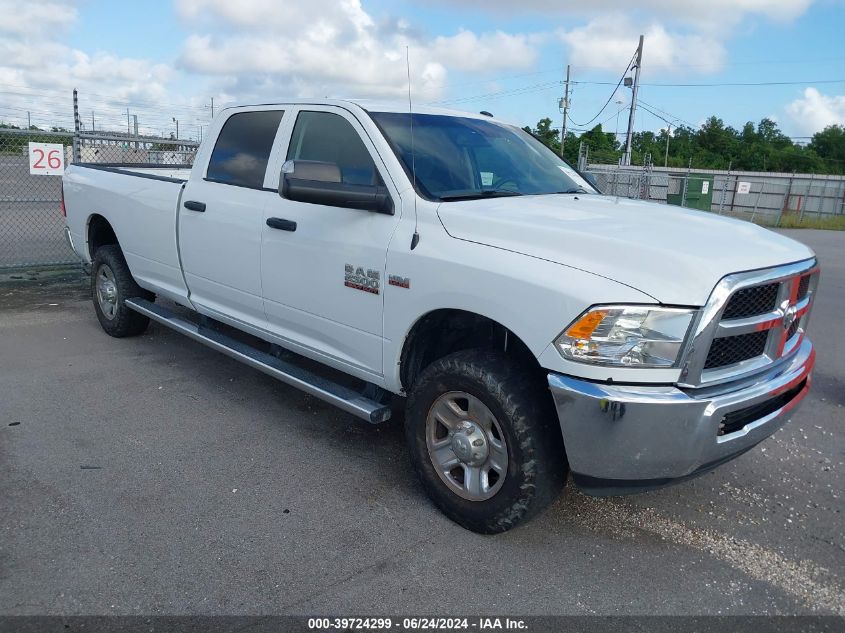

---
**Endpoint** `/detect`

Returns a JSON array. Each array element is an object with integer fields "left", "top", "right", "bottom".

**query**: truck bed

[
  {"left": 63, "top": 163, "right": 191, "bottom": 304},
  {"left": 75, "top": 163, "right": 191, "bottom": 182}
]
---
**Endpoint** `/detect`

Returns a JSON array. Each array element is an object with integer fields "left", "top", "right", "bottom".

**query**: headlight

[{"left": 556, "top": 305, "right": 696, "bottom": 368}]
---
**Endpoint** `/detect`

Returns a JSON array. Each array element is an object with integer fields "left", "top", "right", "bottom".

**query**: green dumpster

[{"left": 667, "top": 174, "right": 714, "bottom": 211}]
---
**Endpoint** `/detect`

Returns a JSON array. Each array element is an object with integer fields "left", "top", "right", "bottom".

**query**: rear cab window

[{"left": 206, "top": 110, "right": 284, "bottom": 189}]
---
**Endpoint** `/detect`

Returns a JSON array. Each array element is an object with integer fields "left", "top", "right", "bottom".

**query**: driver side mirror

[{"left": 279, "top": 160, "right": 394, "bottom": 215}]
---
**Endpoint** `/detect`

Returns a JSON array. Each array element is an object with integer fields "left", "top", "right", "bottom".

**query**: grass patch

[{"left": 776, "top": 213, "right": 845, "bottom": 230}]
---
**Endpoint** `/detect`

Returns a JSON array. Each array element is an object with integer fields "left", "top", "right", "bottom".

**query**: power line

[
  {"left": 636, "top": 99, "right": 697, "bottom": 129},
  {"left": 565, "top": 103, "right": 628, "bottom": 133},
  {"left": 428, "top": 80, "right": 561, "bottom": 106},
  {"left": 573, "top": 78, "right": 845, "bottom": 88},
  {"left": 567, "top": 50, "right": 637, "bottom": 128}
]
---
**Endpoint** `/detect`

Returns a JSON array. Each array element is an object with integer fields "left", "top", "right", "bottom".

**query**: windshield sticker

[
  {"left": 480, "top": 172, "right": 494, "bottom": 186},
  {"left": 558, "top": 165, "right": 591, "bottom": 189}
]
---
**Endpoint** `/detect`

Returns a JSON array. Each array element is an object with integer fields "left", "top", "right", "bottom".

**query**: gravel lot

[{"left": 1, "top": 229, "right": 843, "bottom": 616}]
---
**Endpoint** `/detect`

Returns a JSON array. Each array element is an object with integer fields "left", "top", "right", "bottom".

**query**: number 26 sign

[{"left": 28, "top": 142, "right": 65, "bottom": 176}]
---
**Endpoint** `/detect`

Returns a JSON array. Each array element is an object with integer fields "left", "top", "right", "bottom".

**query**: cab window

[
  {"left": 287, "top": 111, "right": 379, "bottom": 186},
  {"left": 207, "top": 110, "right": 284, "bottom": 189}
]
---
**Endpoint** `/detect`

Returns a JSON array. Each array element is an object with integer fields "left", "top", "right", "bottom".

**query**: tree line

[
  {"left": 523, "top": 116, "right": 845, "bottom": 175},
  {"left": 0, "top": 123, "right": 73, "bottom": 154}
]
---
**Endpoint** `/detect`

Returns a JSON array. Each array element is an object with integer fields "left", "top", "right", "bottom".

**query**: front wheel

[
  {"left": 405, "top": 349, "right": 567, "bottom": 533},
  {"left": 91, "top": 245, "right": 153, "bottom": 337}
]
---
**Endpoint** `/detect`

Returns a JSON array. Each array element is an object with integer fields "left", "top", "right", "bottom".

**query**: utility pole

[
  {"left": 622, "top": 34, "right": 644, "bottom": 167},
  {"left": 27, "top": 111, "right": 31, "bottom": 129},
  {"left": 173, "top": 117, "right": 179, "bottom": 140},
  {"left": 559, "top": 64, "right": 570, "bottom": 158},
  {"left": 664, "top": 123, "right": 671, "bottom": 167},
  {"left": 210, "top": 97, "right": 214, "bottom": 118},
  {"left": 126, "top": 108, "right": 131, "bottom": 137},
  {"left": 133, "top": 115, "right": 139, "bottom": 149},
  {"left": 91, "top": 111, "right": 95, "bottom": 132}
]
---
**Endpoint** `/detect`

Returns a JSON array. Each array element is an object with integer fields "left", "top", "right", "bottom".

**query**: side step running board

[{"left": 125, "top": 298, "right": 391, "bottom": 424}]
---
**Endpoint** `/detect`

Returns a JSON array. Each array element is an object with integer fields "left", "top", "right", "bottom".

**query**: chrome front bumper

[{"left": 547, "top": 338, "right": 815, "bottom": 495}]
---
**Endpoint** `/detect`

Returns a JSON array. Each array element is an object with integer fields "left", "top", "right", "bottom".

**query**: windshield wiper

[{"left": 439, "top": 190, "right": 523, "bottom": 201}]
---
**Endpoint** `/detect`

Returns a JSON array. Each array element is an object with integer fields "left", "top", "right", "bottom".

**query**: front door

[{"left": 260, "top": 107, "right": 401, "bottom": 378}]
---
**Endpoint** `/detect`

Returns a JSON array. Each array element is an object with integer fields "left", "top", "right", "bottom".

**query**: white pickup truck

[{"left": 62, "top": 100, "right": 819, "bottom": 533}]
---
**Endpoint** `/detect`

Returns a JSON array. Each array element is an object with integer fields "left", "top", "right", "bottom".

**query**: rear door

[
  {"left": 179, "top": 109, "right": 285, "bottom": 328},
  {"left": 260, "top": 106, "right": 402, "bottom": 378}
]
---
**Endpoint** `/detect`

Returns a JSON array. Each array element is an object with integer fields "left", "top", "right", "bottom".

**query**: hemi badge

[{"left": 389, "top": 275, "right": 410, "bottom": 289}]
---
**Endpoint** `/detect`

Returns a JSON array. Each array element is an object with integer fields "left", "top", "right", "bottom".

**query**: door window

[
  {"left": 287, "top": 111, "right": 379, "bottom": 186},
  {"left": 207, "top": 110, "right": 284, "bottom": 189}
]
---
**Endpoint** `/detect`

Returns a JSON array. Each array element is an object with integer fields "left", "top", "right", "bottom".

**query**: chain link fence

[
  {"left": 0, "top": 129, "right": 196, "bottom": 269},
  {"left": 3, "top": 126, "right": 845, "bottom": 270},
  {"left": 0, "top": 129, "right": 73, "bottom": 268},
  {"left": 584, "top": 164, "right": 845, "bottom": 228}
]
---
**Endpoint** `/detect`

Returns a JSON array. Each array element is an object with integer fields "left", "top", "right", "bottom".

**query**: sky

[{"left": 1, "top": 0, "right": 844, "bottom": 143}]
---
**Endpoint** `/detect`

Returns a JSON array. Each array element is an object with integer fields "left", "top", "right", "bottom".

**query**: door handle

[
  {"left": 184, "top": 200, "right": 206, "bottom": 212},
  {"left": 266, "top": 217, "right": 297, "bottom": 232}
]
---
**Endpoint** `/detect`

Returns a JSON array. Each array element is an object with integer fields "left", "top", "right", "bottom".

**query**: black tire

[
  {"left": 405, "top": 349, "right": 567, "bottom": 533},
  {"left": 91, "top": 245, "right": 153, "bottom": 337}
]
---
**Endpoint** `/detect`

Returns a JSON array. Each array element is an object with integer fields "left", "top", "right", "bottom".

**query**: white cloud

[
  {"left": 432, "top": 0, "right": 812, "bottom": 78},
  {"left": 558, "top": 18, "right": 727, "bottom": 74},
  {"left": 0, "top": 0, "right": 78, "bottom": 36},
  {"left": 785, "top": 88, "right": 845, "bottom": 136},
  {"left": 175, "top": 0, "right": 539, "bottom": 99},
  {"left": 429, "top": 30, "right": 539, "bottom": 73},
  {"left": 0, "top": 0, "right": 189, "bottom": 134}
]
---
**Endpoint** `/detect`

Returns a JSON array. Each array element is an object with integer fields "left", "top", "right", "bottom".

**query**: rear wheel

[
  {"left": 405, "top": 349, "right": 567, "bottom": 533},
  {"left": 91, "top": 245, "right": 153, "bottom": 337}
]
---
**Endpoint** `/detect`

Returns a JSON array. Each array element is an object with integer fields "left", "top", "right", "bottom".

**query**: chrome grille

[
  {"left": 704, "top": 331, "right": 768, "bottom": 369},
  {"left": 797, "top": 274, "right": 811, "bottom": 300},
  {"left": 721, "top": 283, "right": 778, "bottom": 319},
  {"left": 786, "top": 318, "right": 800, "bottom": 341},
  {"left": 680, "top": 259, "right": 819, "bottom": 388}
]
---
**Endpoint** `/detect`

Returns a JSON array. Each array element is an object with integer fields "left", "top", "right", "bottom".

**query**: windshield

[{"left": 369, "top": 112, "right": 597, "bottom": 201}]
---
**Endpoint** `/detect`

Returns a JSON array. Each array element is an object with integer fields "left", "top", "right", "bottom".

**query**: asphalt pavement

[{"left": 0, "top": 229, "right": 843, "bottom": 616}]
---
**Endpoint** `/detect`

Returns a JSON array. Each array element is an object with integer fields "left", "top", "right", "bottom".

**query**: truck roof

[{"left": 221, "top": 98, "right": 507, "bottom": 124}]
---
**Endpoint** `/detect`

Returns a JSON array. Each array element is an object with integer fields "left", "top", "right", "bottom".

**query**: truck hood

[{"left": 437, "top": 194, "right": 814, "bottom": 305}]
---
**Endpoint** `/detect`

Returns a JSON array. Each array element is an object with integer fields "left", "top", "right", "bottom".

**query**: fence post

[
  {"left": 681, "top": 159, "right": 691, "bottom": 208},
  {"left": 72, "top": 88, "right": 81, "bottom": 163},
  {"left": 812, "top": 179, "right": 825, "bottom": 221},
  {"left": 799, "top": 173, "right": 814, "bottom": 223},
  {"left": 750, "top": 182, "right": 764, "bottom": 223},
  {"left": 718, "top": 161, "right": 731, "bottom": 214},
  {"left": 839, "top": 178, "right": 845, "bottom": 216},
  {"left": 777, "top": 173, "right": 794, "bottom": 227}
]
